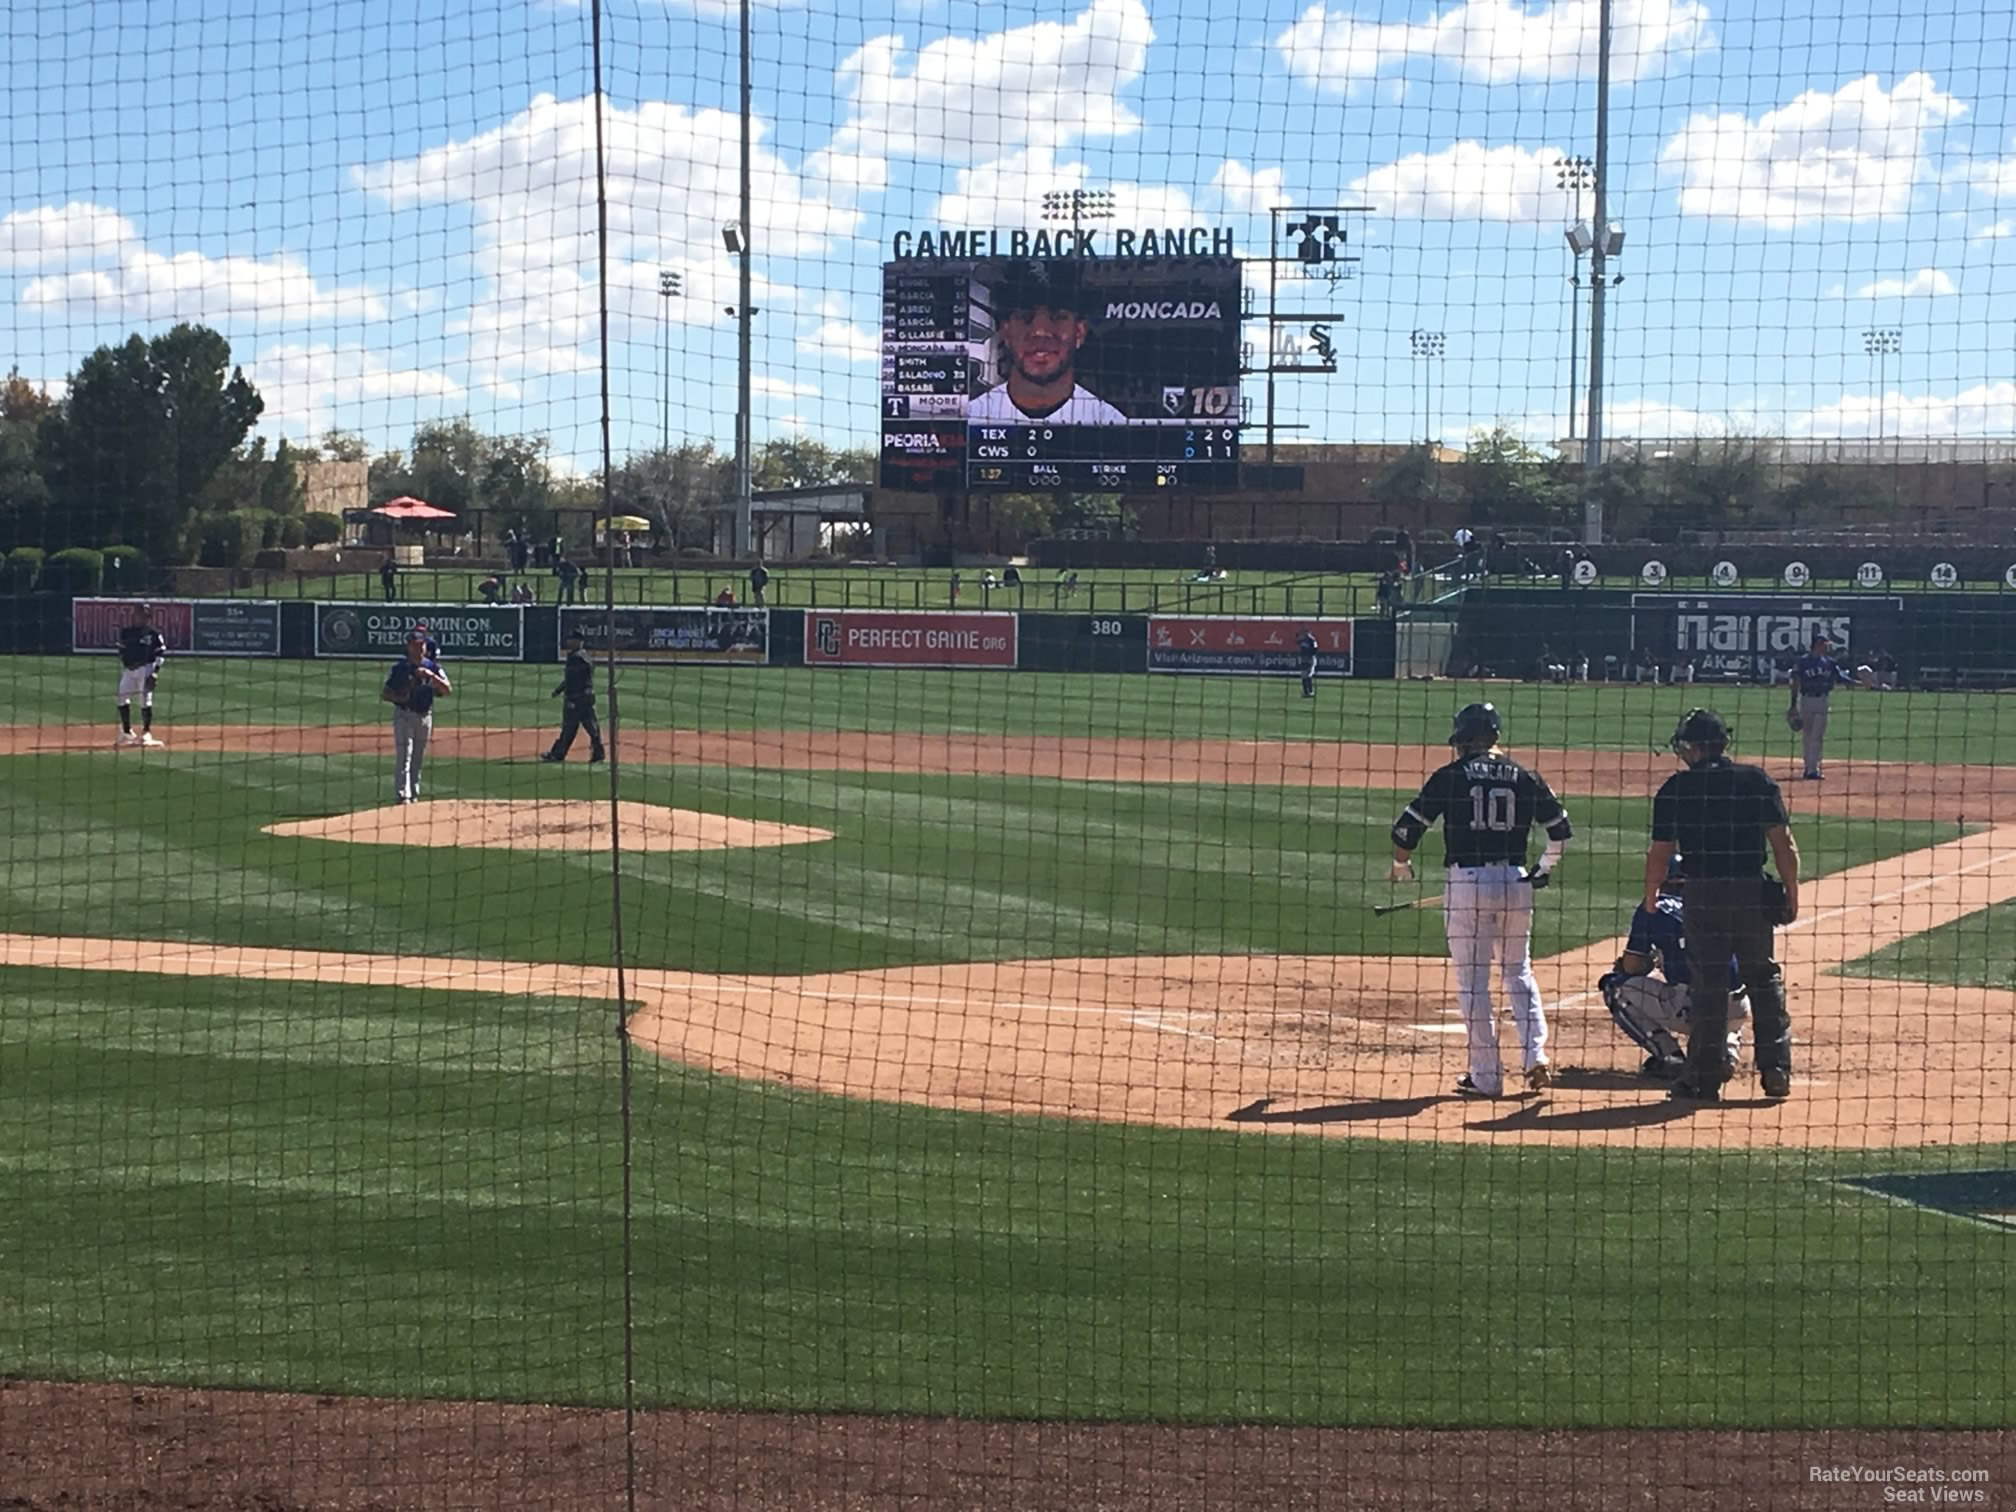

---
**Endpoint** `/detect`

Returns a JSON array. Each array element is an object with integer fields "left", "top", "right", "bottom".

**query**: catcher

[{"left": 1598, "top": 857, "right": 1748, "bottom": 1080}]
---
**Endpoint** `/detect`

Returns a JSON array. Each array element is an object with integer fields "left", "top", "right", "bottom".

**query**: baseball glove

[{"left": 1784, "top": 707, "right": 1802, "bottom": 733}]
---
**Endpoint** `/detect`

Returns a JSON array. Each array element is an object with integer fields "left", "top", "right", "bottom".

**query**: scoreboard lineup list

[{"left": 877, "top": 251, "right": 1245, "bottom": 493}]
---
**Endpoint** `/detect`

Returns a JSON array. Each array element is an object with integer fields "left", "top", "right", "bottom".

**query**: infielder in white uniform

[{"left": 1389, "top": 703, "right": 1573, "bottom": 1097}]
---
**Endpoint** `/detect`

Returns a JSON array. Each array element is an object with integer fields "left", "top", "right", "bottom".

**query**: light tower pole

[
  {"left": 1556, "top": 156, "right": 1594, "bottom": 441},
  {"left": 1863, "top": 327, "right": 1902, "bottom": 446},
  {"left": 658, "top": 270, "right": 680, "bottom": 453}
]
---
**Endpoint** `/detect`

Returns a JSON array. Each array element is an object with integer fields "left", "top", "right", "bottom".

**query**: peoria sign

[{"left": 891, "top": 226, "right": 1237, "bottom": 260}]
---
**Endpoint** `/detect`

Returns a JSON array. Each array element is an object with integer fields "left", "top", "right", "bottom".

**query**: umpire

[
  {"left": 1645, "top": 708, "right": 1800, "bottom": 1102},
  {"left": 541, "top": 630, "right": 605, "bottom": 763}
]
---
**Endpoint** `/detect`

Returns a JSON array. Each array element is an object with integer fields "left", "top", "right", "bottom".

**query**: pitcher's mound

[{"left": 265, "top": 799, "right": 832, "bottom": 853}]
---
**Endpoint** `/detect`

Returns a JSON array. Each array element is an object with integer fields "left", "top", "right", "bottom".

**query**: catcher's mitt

[{"left": 1784, "top": 707, "right": 1803, "bottom": 733}]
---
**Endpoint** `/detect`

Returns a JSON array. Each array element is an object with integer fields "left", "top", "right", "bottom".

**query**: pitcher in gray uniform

[
  {"left": 1787, "top": 634, "right": 1854, "bottom": 780},
  {"left": 382, "top": 626, "right": 451, "bottom": 804}
]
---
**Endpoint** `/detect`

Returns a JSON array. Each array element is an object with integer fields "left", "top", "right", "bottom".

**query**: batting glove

[{"left": 1521, "top": 867, "right": 1552, "bottom": 889}]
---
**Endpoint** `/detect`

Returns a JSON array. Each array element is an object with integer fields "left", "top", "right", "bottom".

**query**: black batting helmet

[
  {"left": 1449, "top": 702, "right": 1501, "bottom": 750},
  {"left": 1670, "top": 707, "right": 1731, "bottom": 755}
]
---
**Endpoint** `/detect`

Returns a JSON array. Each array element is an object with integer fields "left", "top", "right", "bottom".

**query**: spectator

[
  {"left": 1633, "top": 643, "right": 1660, "bottom": 685},
  {"left": 553, "top": 553, "right": 582, "bottom": 605},
  {"left": 1453, "top": 525, "right": 1474, "bottom": 553},
  {"left": 714, "top": 586, "right": 738, "bottom": 607},
  {"left": 1394, "top": 528, "right": 1415, "bottom": 575},
  {"left": 950, "top": 571, "right": 962, "bottom": 603},
  {"left": 981, "top": 570, "right": 999, "bottom": 591},
  {"left": 379, "top": 553, "right": 398, "bottom": 602},
  {"left": 511, "top": 581, "right": 536, "bottom": 605},
  {"left": 1534, "top": 642, "right": 1568, "bottom": 683},
  {"left": 478, "top": 574, "right": 505, "bottom": 606},
  {"left": 1375, "top": 568, "right": 1402, "bottom": 618},
  {"left": 1065, "top": 571, "right": 1080, "bottom": 597},
  {"left": 1003, "top": 566, "right": 1022, "bottom": 588},
  {"left": 749, "top": 562, "right": 770, "bottom": 606}
]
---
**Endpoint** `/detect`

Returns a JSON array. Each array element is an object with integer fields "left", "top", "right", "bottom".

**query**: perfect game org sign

[
  {"left": 879, "top": 226, "right": 1242, "bottom": 493},
  {"left": 314, "top": 604, "right": 525, "bottom": 660},
  {"left": 558, "top": 605, "right": 768, "bottom": 664},
  {"left": 72, "top": 597, "right": 282, "bottom": 657},
  {"left": 804, "top": 610, "right": 1017, "bottom": 669},
  {"left": 1149, "top": 617, "right": 1354, "bottom": 675}
]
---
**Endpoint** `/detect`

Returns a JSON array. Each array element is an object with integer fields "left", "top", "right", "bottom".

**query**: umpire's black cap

[
  {"left": 1671, "top": 707, "right": 1731, "bottom": 751},
  {"left": 1449, "top": 702, "right": 1501, "bottom": 749}
]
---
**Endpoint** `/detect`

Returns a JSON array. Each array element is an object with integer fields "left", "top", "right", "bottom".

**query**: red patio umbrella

[{"left": 372, "top": 496, "right": 458, "bottom": 520}]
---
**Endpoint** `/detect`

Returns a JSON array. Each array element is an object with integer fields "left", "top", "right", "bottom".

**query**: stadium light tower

[
  {"left": 1863, "top": 328, "right": 1902, "bottom": 446},
  {"left": 1556, "top": 156, "right": 1595, "bottom": 441},
  {"left": 1040, "top": 189, "right": 1116, "bottom": 234},
  {"left": 1410, "top": 328, "right": 1446, "bottom": 447},
  {"left": 658, "top": 270, "right": 681, "bottom": 453}
]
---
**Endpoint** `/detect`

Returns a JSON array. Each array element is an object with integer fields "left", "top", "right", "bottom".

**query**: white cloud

[
  {"left": 243, "top": 344, "right": 465, "bottom": 438},
  {"left": 811, "top": 0, "right": 1153, "bottom": 195},
  {"left": 1974, "top": 219, "right": 2015, "bottom": 238},
  {"left": 1350, "top": 142, "right": 1573, "bottom": 221},
  {"left": 754, "top": 375, "right": 820, "bottom": 399},
  {"left": 1791, "top": 382, "right": 2016, "bottom": 438},
  {"left": 930, "top": 147, "right": 1196, "bottom": 227},
  {"left": 797, "top": 319, "right": 880, "bottom": 364},
  {"left": 1211, "top": 160, "right": 1288, "bottom": 214},
  {"left": 22, "top": 248, "right": 387, "bottom": 324},
  {"left": 1660, "top": 72, "right": 1964, "bottom": 227},
  {"left": 5, "top": 199, "right": 385, "bottom": 324},
  {"left": 1850, "top": 267, "right": 1956, "bottom": 298},
  {"left": 355, "top": 91, "right": 853, "bottom": 383},
  {"left": 0, "top": 202, "right": 136, "bottom": 269},
  {"left": 1574, "top": 401, "right": 1753, "bottom": 438},
  {"left": 1274, "top": 0, "right": 1711, "bottom": 93}
]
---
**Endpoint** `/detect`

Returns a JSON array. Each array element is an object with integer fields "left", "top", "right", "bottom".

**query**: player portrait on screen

[{"left": 968, "top": 261, "right": 1126, "bottom": 425}]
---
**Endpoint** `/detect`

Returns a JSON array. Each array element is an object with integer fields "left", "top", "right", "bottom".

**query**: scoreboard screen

[{"left": 879, "top": 252, "right": 1242, "bottom": 491}]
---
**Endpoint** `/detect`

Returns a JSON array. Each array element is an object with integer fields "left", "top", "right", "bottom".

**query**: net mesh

[{"left": 2, "top": 0, "right": 2014, "bottom": 1506}]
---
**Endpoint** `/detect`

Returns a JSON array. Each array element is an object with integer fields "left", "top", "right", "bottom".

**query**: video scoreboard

[{"left": 879, "top": 247, "right": 1243, "bottom": 491}]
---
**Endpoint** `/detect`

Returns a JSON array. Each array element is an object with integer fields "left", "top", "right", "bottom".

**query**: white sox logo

[{"left": 814, "top": 617, "right": 841, "bottom": 658}]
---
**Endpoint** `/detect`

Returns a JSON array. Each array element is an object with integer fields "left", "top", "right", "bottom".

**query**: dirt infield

[
  {"left": 9, "top": 722, "right": 2013, "bottom": 822},
  {"left": 263, "top": 798, "right": 833, "bottom": 853},
  {"left": 4, "top": 1379, "right": 2010, "bottom": 1511}
]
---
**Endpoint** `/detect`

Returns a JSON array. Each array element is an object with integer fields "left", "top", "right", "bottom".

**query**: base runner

[{"left": 1389, "top": 703, "right": 1574, "bottom": 1098}]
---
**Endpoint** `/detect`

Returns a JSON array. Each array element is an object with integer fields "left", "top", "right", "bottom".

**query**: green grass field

[{"left": 1, "top": 659, "right": 2012, "bottom": 1429}]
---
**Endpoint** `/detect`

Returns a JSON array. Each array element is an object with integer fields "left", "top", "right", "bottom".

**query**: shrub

[
  {"left": 254, "top": 547, "right": 290, "bottom": 570},
  {"left": 302, "top": 512, "right": 344, "bottom": 547},
  {"left": 41, "top": 547, "right": 105, "bottom": 596},
  {"left": 194, "top": 512, "right": 273, "bottom": 568},
  {"left": 4, "top": 546, "right": 45, "bottom": 592},
  {"left": 100, "top": 545, "right": 146, "bottom": 587},
  {"left": 279, "top": 516, "right": 307, "bottom": 549}
]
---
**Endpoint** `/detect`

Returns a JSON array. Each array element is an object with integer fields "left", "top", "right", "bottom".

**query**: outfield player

[
  {"left": 1297, "top": 629, "right": 1318, "bottom": 699},
  {"left": 115, "top": 603, "right": 168, "bottom": 747},
  {"left": 382, "top": 625, "right": 450, "bottom": 804},
  {"left": 1389, "top": 704, "right": 1573, "bottom": 1097},
  {"left": 1788, "top": 633, "right": 1854, "bottom": 779},
  {"left": 1598, "top": 857, "right": 1749, "bottom": 1080}
]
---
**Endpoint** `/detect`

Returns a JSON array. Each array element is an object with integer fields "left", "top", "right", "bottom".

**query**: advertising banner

[
  {"left": 1148, "top": 616, "right": 1354, "bottom": 675},
  {"left": 558, "top": 605, "right": 769, "bottom": 664},
  {"left": 314, "top": 603, "right": 525, "bottom": 660},
  {"left": 1631, "top": 595, "right": 1902, "bottom": 679},
  {"left": 72, "top": 598, "right": 281, "bottom": 657},
  {"left": 803, "top": 610, "right": 1018, "bottom": 668}
]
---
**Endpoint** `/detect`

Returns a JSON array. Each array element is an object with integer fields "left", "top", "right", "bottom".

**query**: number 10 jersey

[{"left": 1391, "top": 754, "right": 1573, "bottom": 869}]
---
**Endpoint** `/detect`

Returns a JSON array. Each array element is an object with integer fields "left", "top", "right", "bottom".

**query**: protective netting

[{"left": 2, "top": 0, "right": 2014, "bottom": 1507}]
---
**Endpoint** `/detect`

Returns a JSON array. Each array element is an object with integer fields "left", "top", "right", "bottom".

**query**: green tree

[
  {"left": 1660, "top": 435, "right": 1778, "bottom": 534},
  {"left": 1768, "top": 462, "right": 1886, "bottom": 529},
  {"left": 751, "top": 436, "right": 875, "bottom": 490},
  {"left": 41, "top": 324, "right": 263, "bottom": 561},
  {"left": 1457, "top": 425, "right": 1574, "bottom": 526},
  {"left": 1371, "top": 444, "right": 1462, "bottom": 511},
  {"left": 261, "top": 438, "right": 306, "bottom": 515},
  {"left": 0, "top": 369, "right": 53, "bottom": 546},
  {"left": 319, "top": 428, "right": 370, "bottom": 463},
  {"left": 478, "top": 433, "right": 553, "bottom": 520},
  {"left": 2, "top": 367, "right": 55, "bottom": 426},
  {"left": 608, "top": 441, "right": 731, "bottom": 547}
]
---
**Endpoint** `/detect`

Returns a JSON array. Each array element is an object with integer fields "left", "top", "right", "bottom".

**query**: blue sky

[{"left": 4, "top": 0, "right": 2014, "bottom": 474}]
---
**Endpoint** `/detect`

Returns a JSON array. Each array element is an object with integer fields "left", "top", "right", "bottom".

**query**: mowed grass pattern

[
  {"left": 1, "top": 660, "right": 2012, "bottom": 1428},
  {"left": 1, "top": 969, "right": 2011, "bottom": 1426}
]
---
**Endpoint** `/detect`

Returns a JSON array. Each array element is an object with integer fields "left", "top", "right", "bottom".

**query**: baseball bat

[{"left": 1374, "top": 893, "right": 1445, "bottom": 916}]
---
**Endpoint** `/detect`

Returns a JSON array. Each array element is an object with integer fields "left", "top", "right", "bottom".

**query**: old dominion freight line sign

[{"left": 314, "top": 604, "right": 525, "bottom": 660}]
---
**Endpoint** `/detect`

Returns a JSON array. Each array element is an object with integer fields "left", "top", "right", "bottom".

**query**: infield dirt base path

[{"left": 4, "top": 725, "right": 2013, "bottom": 1149}]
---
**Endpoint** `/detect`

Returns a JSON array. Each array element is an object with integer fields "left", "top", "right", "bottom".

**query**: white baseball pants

[
  {"left": 392, "top": 708, "right": 432, "bottom": 802},
  {"left": 116, "top": 666, "right": 155, "bottom": 706},
  {"left": 1443, "top": 863, "right": 1546, "bottom": 1096}
]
